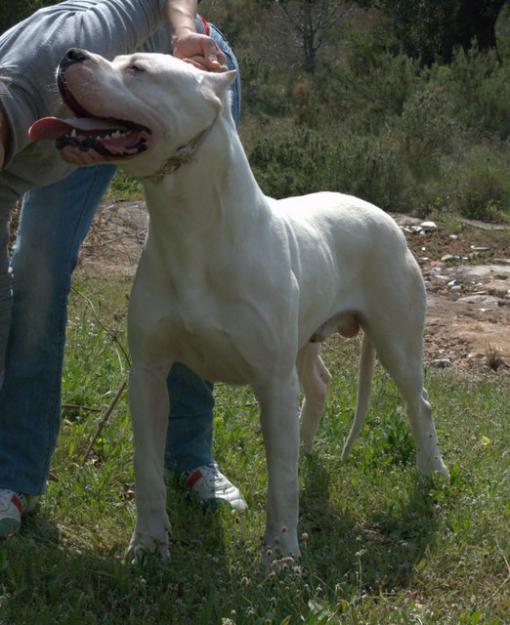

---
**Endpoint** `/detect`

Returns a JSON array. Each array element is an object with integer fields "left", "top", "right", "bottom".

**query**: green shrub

[
  {"left": 106, "top": 170, "right": 143, "bottom": 201},
  {"left": 246, "top": 121, "right": 414, "bottom": 212},
  {"left": 446, "top": 145, "right": 510, "bottom": 220},
  {"left": 396, "top": 83, "right": 461, "bottom": 177},
  {"left": 241, "top": 40, "right": 510, "bottom": 221},
  {"left": 431, "top": 48, "right": 510, "bottom": 139},
  {"left": 0, "top": 0, "right": 58, "bottom": 33},
  {"left": 326, "top": 51, "right": 420, "bottom": 133},
  {"left": 319, "top": 131, "right": 409, "bottom": 211}
]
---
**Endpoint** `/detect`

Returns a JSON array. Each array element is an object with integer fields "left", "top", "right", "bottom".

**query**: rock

[
  {"left": 432, "top": 275, "right": 450, "bottom": 284},
  {"left": 450, "top": 265, "right": 510, "bottom": 280},
  {"left": 441, "top": 254, "right": 456, "bottom": 262},
  {"left": 458, "top": 295, "right": 501, "bottom": 306},
  {"left": 432, "top": 358, "right": 452, "bottom": 368},
  {"left": 392, "top": 214, "right": 423, "bottom": 227},
  {"left": 420, "top": 221, "right": 437, "bottom": 232}
]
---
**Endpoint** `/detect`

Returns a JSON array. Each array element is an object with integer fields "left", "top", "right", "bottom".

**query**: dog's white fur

[{"left": 61, "top": 52, "right": 448, "bottom": 562}]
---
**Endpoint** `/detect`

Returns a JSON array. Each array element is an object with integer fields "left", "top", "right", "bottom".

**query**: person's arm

[{"left": 165, "top": 0, "right": 227, "bottom": 70}]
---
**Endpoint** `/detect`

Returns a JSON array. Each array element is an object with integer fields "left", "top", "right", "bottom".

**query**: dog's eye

[{"left": 129, "top": 64, "right": 145, "bottom": 74}]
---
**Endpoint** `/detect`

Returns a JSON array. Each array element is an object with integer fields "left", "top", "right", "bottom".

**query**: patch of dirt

[
  {"left": 396, "top": 214, "right": 510, "bottom": 375},
  {"left": 79, "top": 200, "right": 148, "bottom": 276},
  {"left": 78, "top": 201, "right": 510, "bottom": 376}
]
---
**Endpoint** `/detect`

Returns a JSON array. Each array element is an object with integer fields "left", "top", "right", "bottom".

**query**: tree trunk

[
  {"left": 302, "top": 0, "right": 316, "bottom": 73},
  {"left": 453, "top": 0, "right": 506, "bottom": 58}
]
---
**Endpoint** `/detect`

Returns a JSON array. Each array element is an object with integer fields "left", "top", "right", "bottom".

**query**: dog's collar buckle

[
  {"left": 154, "top": 151, "right": 193, "bottom": 177},
  {"left": 143, "top": 118, "right": 216, "bottom": 182}
]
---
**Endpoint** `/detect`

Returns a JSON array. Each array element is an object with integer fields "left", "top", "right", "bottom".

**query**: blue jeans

[{"left": 0, "top": 23, "right": 240, "bottom": 495}]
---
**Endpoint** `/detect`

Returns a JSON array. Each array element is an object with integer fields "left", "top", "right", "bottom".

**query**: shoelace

[{"left": 201, "top": 465, "right": 222, "bottom": 489}]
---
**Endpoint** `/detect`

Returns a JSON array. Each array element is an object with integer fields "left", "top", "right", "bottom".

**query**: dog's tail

[{"left": 341, "top": 333, "right": 376, "bottom": 461}]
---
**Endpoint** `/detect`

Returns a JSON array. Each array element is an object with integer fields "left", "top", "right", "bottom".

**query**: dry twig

[{"left": 81, "top": 380, "right": 127, "bottom": 466}]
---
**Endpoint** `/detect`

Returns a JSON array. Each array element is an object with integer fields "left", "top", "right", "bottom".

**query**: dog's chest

[{"left": 164, "top": 309, "right": 256, "bottom": 384}]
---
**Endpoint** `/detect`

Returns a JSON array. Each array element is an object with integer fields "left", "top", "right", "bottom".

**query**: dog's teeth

[{"left": 70, "top": 128, "right": 77, "bottom": 137}]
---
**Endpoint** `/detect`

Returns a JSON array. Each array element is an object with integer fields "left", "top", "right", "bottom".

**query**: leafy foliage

[
  {"left": 0, "top": 0, "right": 58, "bottom": 34},
  {"left": 238, "top": 36, "right": 510, "bottom": 219}
]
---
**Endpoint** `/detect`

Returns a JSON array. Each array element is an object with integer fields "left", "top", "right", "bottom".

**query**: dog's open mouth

[{"left": 28, "top": 73, "right": 153, "bottom": 159}]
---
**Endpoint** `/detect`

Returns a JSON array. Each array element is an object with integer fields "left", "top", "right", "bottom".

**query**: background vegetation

[
  {"left": 4, "top": 0, "right": 510, "bottom": 221},
  {"left": 208, "top": 0, "right": 510, "bottom": 221}
]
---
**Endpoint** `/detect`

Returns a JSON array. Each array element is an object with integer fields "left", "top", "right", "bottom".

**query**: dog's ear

[{"left": 199, "top": 70, "right": 237, "bottom": 109}]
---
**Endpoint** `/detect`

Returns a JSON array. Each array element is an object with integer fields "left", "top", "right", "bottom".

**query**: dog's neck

[
  {"left": 140, "top": 110, "right": 272, "bottom": 249},
  {"left": 141, "top": 119, "right": 216, "bottom": 181},
  {"left": 138, "top": 110, "right": 275, "bottom": 293}
]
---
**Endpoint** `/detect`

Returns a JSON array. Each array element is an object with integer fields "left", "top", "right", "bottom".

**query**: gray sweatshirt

[{"left": 0, "top": 0, "right": 171, "bottom": 376}]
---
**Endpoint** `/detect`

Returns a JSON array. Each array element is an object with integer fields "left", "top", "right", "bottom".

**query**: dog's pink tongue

[{"left": 28, "top": 117, "right": 120, "bottom": 140}]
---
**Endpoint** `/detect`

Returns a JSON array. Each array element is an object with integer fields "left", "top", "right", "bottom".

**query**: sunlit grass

[{"left": 1, "top": 275, "right": 509, "bottom": 625}]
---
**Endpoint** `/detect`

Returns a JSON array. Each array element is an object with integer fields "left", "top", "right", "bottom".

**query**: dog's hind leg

[
  {"left": 368, "top": 317, "right": 449, "bottom": 479},
  {"left": 127, "top": 357, "right": 173, "bottom": 563},
  {"left": 297, "top": 343, "right": 331, "bottom": 453},
  {"left": 341, "top": 333, "right": 376, "bottom": 461}
]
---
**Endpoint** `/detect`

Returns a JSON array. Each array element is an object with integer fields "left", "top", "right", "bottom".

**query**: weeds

[{"left": 1, "top": 278, "right": 509, "bottom": 624}]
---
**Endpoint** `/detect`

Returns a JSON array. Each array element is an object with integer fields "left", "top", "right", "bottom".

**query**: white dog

[{"left": 30, "top": 49, "right": 449, "bottom": 563}]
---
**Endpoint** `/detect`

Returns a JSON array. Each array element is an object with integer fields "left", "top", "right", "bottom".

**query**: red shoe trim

[
  {"left": 185, "top": 469, "right": 203, "bottom": 490},
  {"left": 11, "top": 495, "right": 24, "bottom": 514}
]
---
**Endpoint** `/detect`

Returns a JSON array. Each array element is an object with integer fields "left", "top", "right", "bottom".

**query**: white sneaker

[
  {"left": 183, "top": 464, "right": 247, "bottom": 512},
  {"left": 0, "top": 489, "right": 38, "bottom": 538}
]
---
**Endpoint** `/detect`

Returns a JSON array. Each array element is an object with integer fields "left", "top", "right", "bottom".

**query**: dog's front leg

[
  {"left": 255, "top": 370, "right": 301, "bottom": 565},
  {"left": 127, "top": 359, "right": 172, "bottom": 563}
]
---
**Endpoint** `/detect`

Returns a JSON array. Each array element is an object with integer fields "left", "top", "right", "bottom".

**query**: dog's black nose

[{"left": 61, "top": 48, "right": 90, "bottom": 69}]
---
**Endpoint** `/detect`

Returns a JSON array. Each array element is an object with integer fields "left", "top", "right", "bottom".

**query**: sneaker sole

[{"left": 199, "top": 497, "right": 248, "bottom": 512}]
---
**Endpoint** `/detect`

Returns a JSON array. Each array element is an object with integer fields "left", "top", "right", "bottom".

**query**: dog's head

[{"left": 29, "top": 48, "right": 236, "bottom": 177}]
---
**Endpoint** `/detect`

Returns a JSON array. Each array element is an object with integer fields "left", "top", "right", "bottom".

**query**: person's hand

[{"left": 172, "top": 31, "right": 228, "bottom": 72}]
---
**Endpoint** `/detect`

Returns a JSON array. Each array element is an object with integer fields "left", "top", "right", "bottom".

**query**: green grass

[{"left": 1, "top": 275, "right": 509, "bottom": 625}]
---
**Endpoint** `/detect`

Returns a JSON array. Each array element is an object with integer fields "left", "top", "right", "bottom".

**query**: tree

[
  {"left": 0, "top": 1, "right": 57, "bottom": 35},
  {"left": 375, "top": 0, "right": 506, "bottom": 64},
  {"left": 454, "top": 0, "right": 506, "bottom": 58},
  {"left": 271, "top": 0, "right": 352, "bottom": 73}
]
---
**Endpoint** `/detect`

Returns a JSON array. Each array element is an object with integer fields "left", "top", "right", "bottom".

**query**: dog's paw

[
  {"left": 416, "top": 453, "right": 450, "bottom": 481},
  {"left": 262, "top": 543, "right": 302, "bottom": 575},
  {"left": 264, "top": 553, "right": 302, "bottom": 577},
  {"left": 262, "top": 529, "right": 301, "bottom": 573},
  {"left": 126, "top": 532, "right": 170, "bottom": 565}
]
